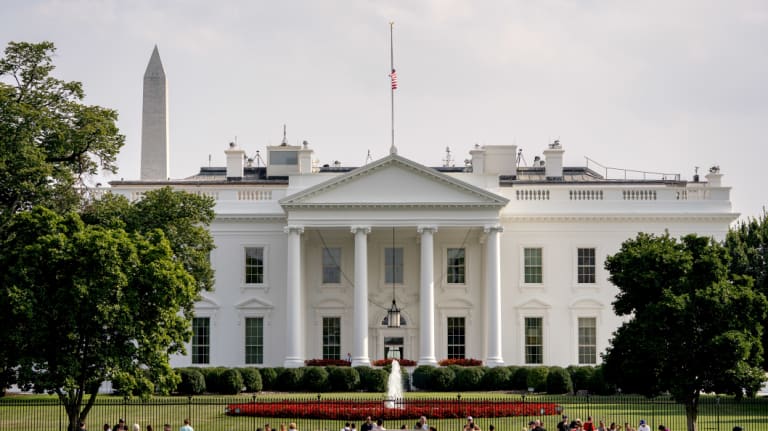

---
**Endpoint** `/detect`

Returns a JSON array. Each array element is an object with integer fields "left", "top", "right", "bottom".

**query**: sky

[{"left": 1, "top": 0, "right": 767, "bottom": 220}]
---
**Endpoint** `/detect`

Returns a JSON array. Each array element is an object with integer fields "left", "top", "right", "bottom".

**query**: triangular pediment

[{"left": 280, "top": 154, "right": 508, "bottom": 209}]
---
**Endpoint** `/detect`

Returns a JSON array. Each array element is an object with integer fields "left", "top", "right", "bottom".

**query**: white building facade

[{"left": 109, "top": 49, "right": 736, "bottom": 369}]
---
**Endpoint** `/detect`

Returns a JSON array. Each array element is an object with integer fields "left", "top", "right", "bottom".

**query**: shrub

[
  {"left": 220, "top": 369, "right": 244, "bottom": 395},
  {"left": 277, "top": 368, "right": 304, "bottom": 391},
  {"left": 357, "top": 366, "right": 388, "bottom": 392},
  {"left": 527, "top": 366, "right": 549, "bottom": 392},
  {"left": 199, "top": 367, "right": 228, "bottom": 393},
  {"left": 260, "top": 368, "right": 278, "bottom": 391},
  {"left": 328, "top": 367, "right": 360, "bottom": 391},
  {"left": 482, "top": 366, "right": 511, "bottom": 390},
  {"left": 455, "top": 367, "right": 485, "bottom": 390},
  {"left": 545, "top": 366, "right": 573, "bottom": 394},
  {"left": 302, "top": 366, "right": 329, "bottom": 392},
  {"left": 510, "top": 367, "right": 529, "bottom": 390},
  {"left": 176, "top": 368, "right": 206, "bottom": 395},
  {"left": 590, "top": 365, "right": 614, "bottom": 395},
  {"left": 411, "top": 365, "right": 435, "bottom": 390},
  {"left": 432, "top": 367, "right": 456, "bottom": 391},
  {"left": 239, "top": 368, "right": 263, "bottom": 392},
  {"left": 567, "top": 366, "right": 595, "bottom": 392}
]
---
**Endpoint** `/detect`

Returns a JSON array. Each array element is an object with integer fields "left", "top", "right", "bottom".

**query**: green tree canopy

[
  {"left": 603, "top": 233, "right": 767, "bottom": 431},
  {"left": 726, "top": 211, "right": 768, "bottom": 369},
  {"left": 0, "top": 41, "right": 124, "bottom": 228}
]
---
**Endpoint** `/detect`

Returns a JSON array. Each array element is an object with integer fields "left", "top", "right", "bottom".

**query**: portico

[{"left": 278, "top": 154, "right": 508, "bottom": 367}]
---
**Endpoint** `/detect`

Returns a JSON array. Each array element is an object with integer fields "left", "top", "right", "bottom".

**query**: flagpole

[{"left": 389, "top": 21, "right": 396, "bottom": 155}]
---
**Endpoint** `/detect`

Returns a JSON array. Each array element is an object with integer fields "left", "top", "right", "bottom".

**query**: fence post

[
  {"left": 716, "top": 395, "right": 720, "bottom": 431},
  {"left": 187, "top": 395, "right": 192, "bottom": 424}
]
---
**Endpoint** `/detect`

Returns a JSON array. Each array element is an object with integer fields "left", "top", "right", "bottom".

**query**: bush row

[
  {"left": 411, "top": 365, "right": 614, "bottom": 394},
  {"left": 173, "top": 366, "right": 391, "bottom": 395},
  {"left": 173, "top": 364, "right": 612, "bottom": 395}
]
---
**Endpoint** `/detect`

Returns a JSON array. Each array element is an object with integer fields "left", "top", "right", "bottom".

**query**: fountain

[{"left": 384, "top": 359, "right": 403, "bottom": 408}]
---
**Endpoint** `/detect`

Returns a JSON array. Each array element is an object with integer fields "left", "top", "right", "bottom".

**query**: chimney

[
  {"left": 705, "top": 165, "right": 722, "bottom": 187},
  {"left": 470, "top": 144, "right": 486, "bottom": 174},
  {"left": 225, "top": 142, "right": 245, "bottom": 180},
  {"left": 543, "top": 140, "right": 564, "bottom": 180}
]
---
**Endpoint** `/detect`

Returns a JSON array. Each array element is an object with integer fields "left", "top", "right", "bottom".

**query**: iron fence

[{"left": 1, "top": 395, "right": 766, "bottom": 431}]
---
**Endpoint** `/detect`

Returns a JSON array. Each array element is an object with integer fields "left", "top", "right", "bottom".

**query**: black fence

[{"left": 1, "top": 395, "right": 767, "bottom": 431}]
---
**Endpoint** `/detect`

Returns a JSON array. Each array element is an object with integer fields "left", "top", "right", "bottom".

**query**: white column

[
  {"left": 417, "top": 226, "right": 438, "bottom": 366},
  {"left": 351, "top": 226, "right": 372, "bottom": 367},
  {"left": 484, "top": 225, "right": 504, "bottom": 367},
  {"left": 283, "top": 226, "right": 304, "bottom": 367}
]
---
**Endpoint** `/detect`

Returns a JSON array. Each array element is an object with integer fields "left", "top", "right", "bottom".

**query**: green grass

[{"left": 1, "top": 392, "right": 765, "bottom": 431}]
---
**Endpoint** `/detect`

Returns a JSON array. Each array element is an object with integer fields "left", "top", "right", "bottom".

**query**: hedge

[
  {"left": 328, "top": 366, "right": 359, "bottom": 391},
  {"left": 455, "top": 367, "right": 485, "bottom": 391},
  {"left": 546, "top": 366, "right": 573, "bottom": 394},
  {"left": 219, "top": 369, "right": 244, "bottom": 395},
  {"left": 260, "top": 367, "right": 279, "bottom": 391},
  {"left": 411, "top": 365, "right": 435, "bottom": 390},
  {"left": 482, "top": 366, "right": 511, "bottom": 390},
  {"left": 302, "top": 366, "right": 329, "bottom": 392},
  {"left": 239, "top": 367, "right": 263, "bottom": 392},
  {"left": 176, "top": 368, "right": 206, "bottom": 395}
]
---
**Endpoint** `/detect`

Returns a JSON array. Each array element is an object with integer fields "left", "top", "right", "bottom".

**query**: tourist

[
  {"left": 584, "top": 417, "right": 594, "bottom": 431},
  {"left": 280, "top": 424, "right": 287, "bottom": 431},
  {"left": 401, "top": 425, "right": 407, "bottom": 430},
  {"left": 429, "top": 427, "right": 437, "bottom": 431},
  {"left": 418, "top": 416, "right": 428, "bottom": 431},
  {"left": 658, "top": 425, "right": 669, "bottom": 431},
  {"left": 638, "top": 420, "right": 650, "bottom": 431},
  {"left": 597, "top": 420, "right": 606, "bottom": 431},
  {"left": 607, "top": 424, "right": 617, "bottom": 431},
  {"left": 147, "top": 426, "right": 154, "bottom": 431},
  {"left": 266, "top": 423, "right": 272, "bottom": 431},
  {"left": 104, "top": 424, "right": 112, "bottom": 431},
  {"left": 78, "top": 421, "right": 87, "bottom": 430},
  {"left": 352, "top": 423, "right": 357, "bottom": 431},
  {"left": 733, "top": 427, "right": 742, "bottom": 431},
  {"left": 557, "top": 416, "right": 569, "bottom": 431},
  {"left": 373, "top": 419, "right": 386, "bottom": 431},
  {"left": 362, "top": 417, "right": 374, "bottom": 431},
  {"left": 465, "top": 417, "right": 475, "bottom": 431},
  {"left": 163, "top": 425, "right": 172, "bottom": 431},
  {"left": 624, "top": 422, "right": 635, "bottom": 431},
  {"left": 289, "top": 423, "right": 298, "bottom": 431},
  {"left": 133, "top": 424, "right": 140, "bottom": 431},
  {"left": 114, "top": 419, "right": 126, "bottom": 431},
  {"left": 180, "top": 418, "right": 193, "bottom": 431},
  {"left": 342, "top": 422, "right": 351, "bottom": 431}
]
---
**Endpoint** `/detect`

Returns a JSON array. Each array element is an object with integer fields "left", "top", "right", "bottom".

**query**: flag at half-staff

[{"left": 390, "top": 69, "right": 398, "bottom": 90}]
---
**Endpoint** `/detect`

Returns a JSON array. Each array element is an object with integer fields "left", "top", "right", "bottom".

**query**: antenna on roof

[
  {"left": 208, "top": 154, "right": 211, "bottom": 167},
  {"left": 516, "top": 148, "right": 527, "bottom": 167},
  {"left": 281, "top": 124, "right": 288, "bottom": 146},
  {"left": 365, "top": 150, "right": 373, "bottom": 164},
  {"left": 442, "top": 146, "right": 453, "bottom": 167}
]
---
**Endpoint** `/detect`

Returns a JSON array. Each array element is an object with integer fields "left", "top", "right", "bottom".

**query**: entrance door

[{"left": 384, "top": 337, "right": 404, "bottom": 360}]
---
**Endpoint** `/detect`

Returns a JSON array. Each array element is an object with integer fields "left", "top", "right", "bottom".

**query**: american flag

[{"left": 390, "top": 69, "right": 398, "bottom": 90}]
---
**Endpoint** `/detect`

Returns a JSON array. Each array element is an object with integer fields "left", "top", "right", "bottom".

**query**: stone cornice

[
  {"left": 281, "top": 201, "right": 504, "bottom": 210},
  {"left": 501, "top": 213, "right": 739, "bottom": 223}
]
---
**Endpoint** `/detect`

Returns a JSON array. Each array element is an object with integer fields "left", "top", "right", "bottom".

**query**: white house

[{"left": 108, "top": 48, "right": 736, "bottom": 369}]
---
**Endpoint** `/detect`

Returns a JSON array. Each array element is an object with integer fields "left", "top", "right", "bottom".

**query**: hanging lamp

[{"left": 387, "top": 226, "right": 401, "bottom": 328}]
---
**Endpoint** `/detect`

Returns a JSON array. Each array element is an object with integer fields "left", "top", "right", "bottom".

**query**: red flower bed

[
  {"left": 438, "top": 358, "right": 483, "bottom": 366},
  {"left": 226, "top": 399, "right": 561, "bottom": 419},
  {"left": 371, "top": 358, "right": 417, "bottom": 367},
  {"left": 304, "top": 359, "right": 352, "bottom": 366}
]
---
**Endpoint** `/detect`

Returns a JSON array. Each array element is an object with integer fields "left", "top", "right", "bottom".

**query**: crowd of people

[{"left": 74, "top": 413, "right": 745, "bottom": 431}]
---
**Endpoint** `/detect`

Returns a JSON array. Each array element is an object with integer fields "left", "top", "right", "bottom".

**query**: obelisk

[{"left": 141, "top": 45, "right": 169, "bottom": 180}]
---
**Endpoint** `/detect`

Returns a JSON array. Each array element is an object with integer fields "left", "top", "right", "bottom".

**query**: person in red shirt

[{"left": 583, "top": 417, "right": 595, "bottom": 431}]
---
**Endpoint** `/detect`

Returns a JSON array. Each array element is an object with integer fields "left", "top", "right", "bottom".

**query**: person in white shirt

[
  {"left": 373, "top": 419, "right": 386, "bottom": 431},
  {"left": 179, "top": 418, "right": 193, "bottom": 431},
  {"left": 637, "top": 420, "right": 650, "bottom": 431}
]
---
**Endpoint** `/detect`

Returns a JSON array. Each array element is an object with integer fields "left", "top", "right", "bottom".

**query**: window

[
  {"left": 245, "top": 247, "right": 264, "bottom": 284},
  {"left": 270, "top": 150, "right": 298, "bottom": 165},
  {"left": 384, "top": 247, "right": 403, "bottom": 284},
  {"left": 322, "top": 247, "right": 341, "bottom": 284},
  {"left": 447, "top": 248, "right": 466, "bottom": 284},
  {"left": 578, "top": 317, "right": 597, "bottom": 364},
  {"left": 447, "top": 317, "right": 466, "bottom": 359},
  {"left": 525, "top": 317, "right": 543, "bottom": 364},
  {"left": 192, "top": 317, "right": 210, "bottom": 364},
  {"left": 577, "top": 248, "right": 596, "bottom": 284},
  {"left": 245, "top": 317, "right": 264, "bottom": 364},
  {"left": 322, "top": 317, "right": 341, "bottom": 360},
  {"left": 524, "top": 248, "right": 543, "bottom": 284}
]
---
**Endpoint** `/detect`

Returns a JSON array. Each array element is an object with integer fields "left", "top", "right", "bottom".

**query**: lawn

[{"left": 1, "top": 392, "right": 765, "bottom": 431}]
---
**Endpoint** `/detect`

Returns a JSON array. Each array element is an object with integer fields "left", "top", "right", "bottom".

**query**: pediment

[
  {"left": 569, "top": 298, "right": 604, "bottom": 309},
  {"left": 235, "top": 297, "right": 275, "bottom": 310},
  {"left": 195, "top": 294, "right": 220, "bottom": 310},
  {"left": 280, "top": 154, "right": 508, "bottom": 209},
  {"left": 517, "top": 299, "right": 551, "bottom": 309}
]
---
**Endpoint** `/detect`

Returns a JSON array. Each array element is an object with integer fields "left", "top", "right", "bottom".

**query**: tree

[
  {"left": 603, "top": 233, "right": 767, "bottom": 431},
  {"left": 0, "top": 41, "right": 124, "bottom": 229},
  {"left": 0, "top": 193, "right": 214, "bottom": 431},
  {"left": 725, "top": 211, "right": 768, "bottom": 369}
]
